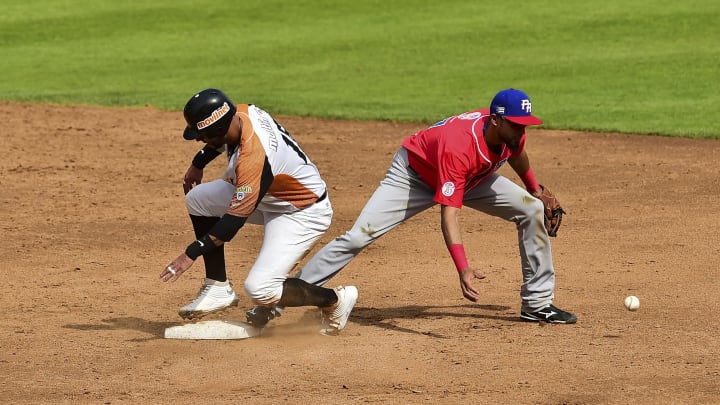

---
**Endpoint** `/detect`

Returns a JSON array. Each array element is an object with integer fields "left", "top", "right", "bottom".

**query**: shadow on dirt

[
  {"left": 350, "top": 304, "right": 520, "bottom": 338},
  {"left": 62, "top": 304, "right": 520, "bottom": 341},
  {"left": 63, "top": 317, "right": 175, "bottom": 340}
]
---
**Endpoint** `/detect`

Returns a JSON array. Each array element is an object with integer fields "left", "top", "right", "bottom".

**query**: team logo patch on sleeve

[
  {"left": 235, "top": 185, "right": 253, "bottom": 200},
  {"left": 457, "top": 112, "right": 482, "bottom": 120},
  {"left": 441, "top": 182, "right": 456, "bottom": 197}
]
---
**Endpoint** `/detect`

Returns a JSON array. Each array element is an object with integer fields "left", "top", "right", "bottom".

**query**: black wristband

[
  {"left": 185, "top": 235, "right": 216, "bottom": 260},
  {"left": 191, "top": 146, "right": 222, "bottom": 170}
]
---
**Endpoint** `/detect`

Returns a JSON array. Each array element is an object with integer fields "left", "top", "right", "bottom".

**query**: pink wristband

[
  {"left": 449, "top": 244, "right": 469, "bottom": 273},
  {"left": 519, "top": 168, "right": 539, "bottom": 193}
]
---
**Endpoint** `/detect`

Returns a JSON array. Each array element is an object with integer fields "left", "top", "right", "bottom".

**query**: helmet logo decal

[{"left": 197, "top": 102, "right": 231, "bottom": 130}]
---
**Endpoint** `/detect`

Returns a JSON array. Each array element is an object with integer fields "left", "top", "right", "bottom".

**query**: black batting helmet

[{"left": 182, "top": 88, "right": 237, "bottom": 140}]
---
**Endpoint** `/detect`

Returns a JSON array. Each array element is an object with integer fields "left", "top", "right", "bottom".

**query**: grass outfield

[{"left": 1, "top": 0, "right": 718, "bottom": 138}]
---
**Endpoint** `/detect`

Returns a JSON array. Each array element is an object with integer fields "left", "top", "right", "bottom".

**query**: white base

[{"left": 164, "top": 320, "right": 262, "bottom": 340}]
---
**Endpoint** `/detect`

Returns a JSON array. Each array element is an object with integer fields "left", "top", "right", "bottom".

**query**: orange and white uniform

[
  {"left": 185, "top": 104, "right": 332, "bottom": 306},
  {"left": 223, "top": 104, "right": 327, "bottom": 216}
]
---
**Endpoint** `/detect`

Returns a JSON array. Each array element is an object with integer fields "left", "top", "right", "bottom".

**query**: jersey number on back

[{"left": 274, "top": 119, "right": 308, "bottom": 164}]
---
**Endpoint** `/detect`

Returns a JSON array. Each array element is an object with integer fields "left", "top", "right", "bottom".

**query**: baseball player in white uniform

[{"left": 159, "top": 88, "right": 358, "bottom": 335}]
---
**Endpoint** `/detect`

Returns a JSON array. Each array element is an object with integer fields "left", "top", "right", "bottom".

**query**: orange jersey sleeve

[{"left": 226, "top": 109, "right": 268, "bottom": 217}]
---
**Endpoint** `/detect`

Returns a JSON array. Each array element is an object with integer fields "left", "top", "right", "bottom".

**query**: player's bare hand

[
  {"left": 160, "top": 253, "right": 195, "bottom": 282},
  {"left": 183, "top": 165, "right": 204, "bottom": 194},
  {"left": 458, "top": 267, "right": 486, "bottom": 302}
]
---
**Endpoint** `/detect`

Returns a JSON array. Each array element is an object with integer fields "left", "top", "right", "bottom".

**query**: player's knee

[
  {"left": 185, "top": 188, "right": 204, "bottom": 216},
  {"left": 243, "top": 277, "right": 282, "bottom": 306},
  {"left": 514, "top": 198, "right": 544, "bottom": 225},
  {"left": 528, "top": 198, "right": 544, "bottom": 219},
  {"left": 341, "top": 229, "right": 374, "bottom": 251}
]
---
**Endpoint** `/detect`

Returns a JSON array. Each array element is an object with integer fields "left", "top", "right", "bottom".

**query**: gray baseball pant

[{"left": 296, "top": 147, "right": 556, "bottom": 312}]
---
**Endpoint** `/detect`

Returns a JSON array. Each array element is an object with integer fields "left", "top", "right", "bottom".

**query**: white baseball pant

[{"left": 185, "top": 179, "right": 333, "bottom": 306}]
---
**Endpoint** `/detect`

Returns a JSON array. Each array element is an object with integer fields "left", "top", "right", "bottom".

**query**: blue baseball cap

[{"left": 490, "top": 88, "right": 543, "bottom": 126}]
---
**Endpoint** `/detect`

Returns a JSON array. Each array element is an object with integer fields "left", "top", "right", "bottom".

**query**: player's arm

[
  {"left": 187, "top": 155, "right": 274, "bottom": 257},
  {"left": 440, "top": 204, "right": 464, "bottom": 252},
  {"left": 183, "top": 145, "right": 226, "bottom": 194},
  {"left": 508, "top": 149, "right": 540, "bottom": 196},
  {"left": 440, "top": 205, "right": 486, "bottom": 302},
  {"left": 193, "top": 144, "right": 225, "bottom": 169},
  {"left": 161, "top": 157, "right": 273, "bottom": 282},
  {"left": 184, "top": 214, "right": 247, "bottom": 257}
]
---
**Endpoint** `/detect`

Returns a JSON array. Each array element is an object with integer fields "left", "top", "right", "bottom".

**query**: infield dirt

[{"left": 1, "top": 102, "right": 718, "bottom": 404}]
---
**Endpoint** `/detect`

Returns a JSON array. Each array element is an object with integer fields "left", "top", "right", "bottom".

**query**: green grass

[{"left": 1, "top": 0, "right": 719, "bottom": 138}]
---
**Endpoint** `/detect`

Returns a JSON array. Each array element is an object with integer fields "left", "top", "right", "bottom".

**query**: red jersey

[{"left": 401, "top": 108, "right": 526, "bottom": 208}]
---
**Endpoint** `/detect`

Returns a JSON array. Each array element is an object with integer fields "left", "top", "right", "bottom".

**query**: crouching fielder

[{"left": 159, "top": 88, "right": 357, "bottom": 335}]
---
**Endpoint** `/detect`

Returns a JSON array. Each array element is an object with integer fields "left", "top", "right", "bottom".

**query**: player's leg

[
  {"left": 275, "top": 278, "right": 359, "bottom": 335},
  {"left": 463, "top": 174, "right": 576, "bottom": 323},
  {"left": 242, "top": 198, "right": 333, "bottom": 305},
  {"left": 242, "top": 199, "right": 357, "bottom": 334},
  {"left": 179, "top": 179, "right": 238, "bottom": 319},
  {"left": 296, "top": 147, "right": 435, "bottom": 286}
]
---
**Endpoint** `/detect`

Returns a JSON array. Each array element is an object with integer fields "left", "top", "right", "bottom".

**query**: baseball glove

[{"left": 535, "top": 184, "right": 566, "bottom": 237}]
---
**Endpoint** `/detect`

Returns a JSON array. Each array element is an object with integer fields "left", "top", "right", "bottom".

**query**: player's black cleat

[
  {"left": 245, "top": 306, "right": 283, "bottom": 328},
  {"left": 520, "top": 304, "right": 577, "bottom": 324}
]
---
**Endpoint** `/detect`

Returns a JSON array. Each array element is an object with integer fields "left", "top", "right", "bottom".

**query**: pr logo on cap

[{"left": 520, "top": 99, "right": 532, "bottom": 113}]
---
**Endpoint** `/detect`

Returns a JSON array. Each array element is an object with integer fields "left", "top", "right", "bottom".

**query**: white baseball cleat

[
  {"left": 178, "top": 278, "right": 239, "bottom": 320},
  {"left": 320, "top": 286, "right": 358, "bottom": 335}
]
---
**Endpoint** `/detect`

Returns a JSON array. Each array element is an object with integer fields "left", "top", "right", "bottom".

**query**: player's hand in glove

[
  {"left": 458, "top": 267, "right": 486, "bottom": 302},
  {"left": 183, "top": 164, "right": 204, "bottom": 194},
  {"left": 533, "top": 184, "right": 566, "bottom": 237}
]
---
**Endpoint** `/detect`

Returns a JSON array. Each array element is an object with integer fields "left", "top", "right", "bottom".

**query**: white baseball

[{"left": 624, "top": 295, "right": 640, "bottom": 311}]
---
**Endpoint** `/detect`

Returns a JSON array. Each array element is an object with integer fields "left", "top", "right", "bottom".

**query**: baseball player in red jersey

[
  {"left": 159, "top": 88, "right": 358, "bottom": 335},
  {"left": 248, "top": 88, "right": 576, "bottom": 326}
]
